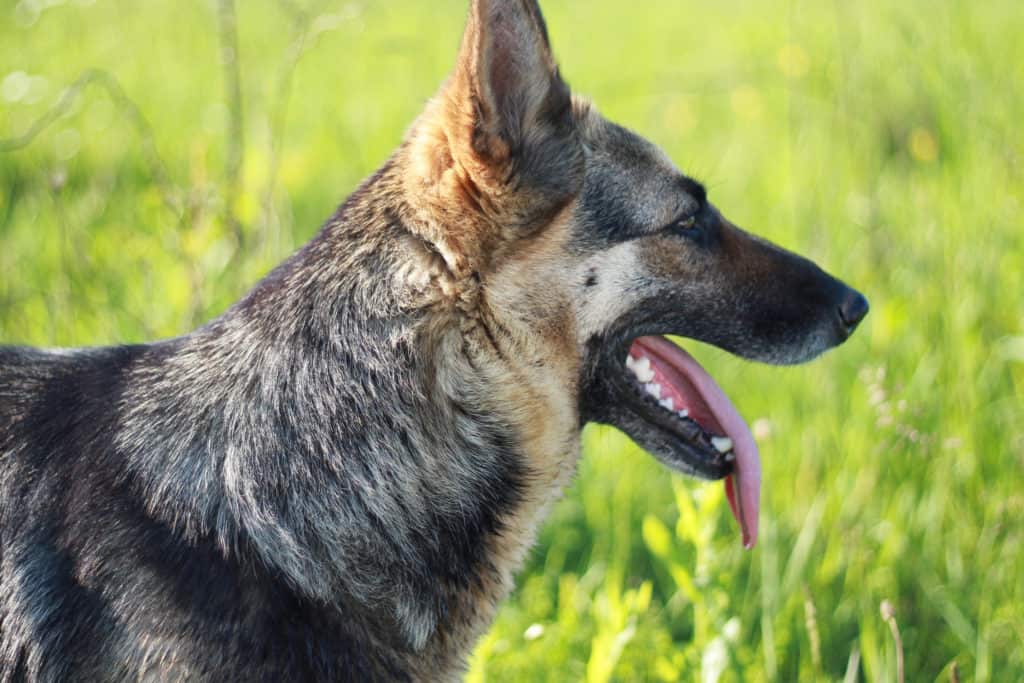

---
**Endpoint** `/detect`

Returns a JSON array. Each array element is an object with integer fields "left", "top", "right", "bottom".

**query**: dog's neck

[{"left": 112, "top": 160, "right": 581, "bottom": 674}]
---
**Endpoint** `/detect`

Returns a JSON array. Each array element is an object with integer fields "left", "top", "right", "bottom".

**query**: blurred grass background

[{"left": 1, "top": 0, "right": 1022, "bottom": 680}]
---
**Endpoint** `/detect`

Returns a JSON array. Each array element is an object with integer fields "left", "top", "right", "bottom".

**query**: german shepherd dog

[{"left": 0, "top": 0, "right": 868, "bottom": 680}]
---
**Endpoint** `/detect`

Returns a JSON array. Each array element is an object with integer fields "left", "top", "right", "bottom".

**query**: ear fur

[
  {"left": 442, "top": 0, "right": 578, "bottom": 200},
  {"left": 402, "top": 0, "right": 582, "bottom": 271}
]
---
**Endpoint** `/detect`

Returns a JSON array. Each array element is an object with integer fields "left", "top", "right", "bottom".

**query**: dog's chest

[
  {"left": 427, "top": 352, "right": 579, "bottom": 679},
  {"left": 485, "top": 335, "right": 580, "bottom": 570}
]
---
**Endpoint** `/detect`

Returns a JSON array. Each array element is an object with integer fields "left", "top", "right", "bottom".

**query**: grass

[{"left": 2, "top": 0, "right": 1022, "bottom": 680}]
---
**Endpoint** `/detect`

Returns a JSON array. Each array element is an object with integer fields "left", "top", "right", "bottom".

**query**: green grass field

[{"left": 2, "top": 0, "right": 1022, "bottom": 680}]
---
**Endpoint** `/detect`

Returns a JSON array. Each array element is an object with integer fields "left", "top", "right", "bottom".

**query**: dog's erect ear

[{"left": 445, "top": 0, "right": 574, "bottom": 179}]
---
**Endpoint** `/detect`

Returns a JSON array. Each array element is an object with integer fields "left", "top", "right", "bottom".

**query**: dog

[{"left": 0, "top": 0, "right": 868, "bottom": 680}]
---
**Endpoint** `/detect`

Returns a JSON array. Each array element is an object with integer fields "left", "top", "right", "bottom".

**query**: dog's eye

[{"left": 670, "top": 216, "right": 697, "bottom": 232}]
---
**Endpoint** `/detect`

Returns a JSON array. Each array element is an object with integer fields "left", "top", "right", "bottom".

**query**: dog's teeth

[
  {"left": 625, "top": 355, "right": 637, "bottom": 371},
  {"left": 725, "top": 451, "right": 736, "bottom": 462},
  {"left": 644, "top": 382, "right": 662, "bottom": 399},
  {"left": 659, "top": 397, "right": 674, "bottom": 411},
  {"left": 634, "top": 357, "right": 655, "bottom": 382},
  {"left": 711, "top": 436, "right": 733, "bottom": 454},
  {"left": 677, "top": 409, "right": 689, "bottom": 419}
]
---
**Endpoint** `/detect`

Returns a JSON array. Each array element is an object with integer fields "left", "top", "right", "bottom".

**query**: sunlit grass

[{"left": 2, "top": 0, "right": 1022, "bottom": 680}]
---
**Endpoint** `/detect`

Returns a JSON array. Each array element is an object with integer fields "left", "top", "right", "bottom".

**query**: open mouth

[{"left": 612, "top": 335, "right": 761, "bottom": 549}]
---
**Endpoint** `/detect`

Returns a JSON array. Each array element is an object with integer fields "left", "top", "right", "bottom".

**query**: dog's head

[{"left": 403, "top": 0, "right": 867, "bottom": 548}]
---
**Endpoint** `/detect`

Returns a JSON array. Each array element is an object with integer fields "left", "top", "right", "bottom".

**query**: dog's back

[
  {"left": 0, "top": 346, "right": 152, "bottom": 680},
  {"left": 0, "top": 346, "right": 415, "bottom": 681}
]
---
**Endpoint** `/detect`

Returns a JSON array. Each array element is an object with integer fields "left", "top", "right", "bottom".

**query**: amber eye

[{"left": 673, "top": 216, "right": 697, "bottom": 231}]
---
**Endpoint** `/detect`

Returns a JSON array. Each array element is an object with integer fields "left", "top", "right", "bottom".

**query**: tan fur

[
  {"left": 389, "top": 12, "right": 607, "bottom": 667},
  {"left": 394, "top": 150, "right": 588, "bottom": 674},
  {"left": 389, "top": 12, "right": 693, "bottom": 669},
  {"left": 482, "top": 201, "right": 583, "bottom": 532}
]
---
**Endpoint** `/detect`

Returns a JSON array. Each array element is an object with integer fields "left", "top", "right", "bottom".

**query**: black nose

[{"left": 838, "top": 289, "right": 869, "bottom": 336}]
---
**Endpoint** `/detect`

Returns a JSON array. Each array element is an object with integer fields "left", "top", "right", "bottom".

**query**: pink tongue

[{"left": 633, "top": 336, "right": 761, "bottom": 549}]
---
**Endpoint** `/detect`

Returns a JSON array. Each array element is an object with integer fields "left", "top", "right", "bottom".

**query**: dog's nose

[{"left": 838, "top": 289, "right": 869, "bottom": 336}]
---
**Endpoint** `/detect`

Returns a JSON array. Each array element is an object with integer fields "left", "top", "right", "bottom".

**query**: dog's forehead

[
  {"left": 586, "top": 119, "right": 677, "bottom": 175},
  {"left": 572, "top": 115, "right": 698, "bottom": 244}
]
